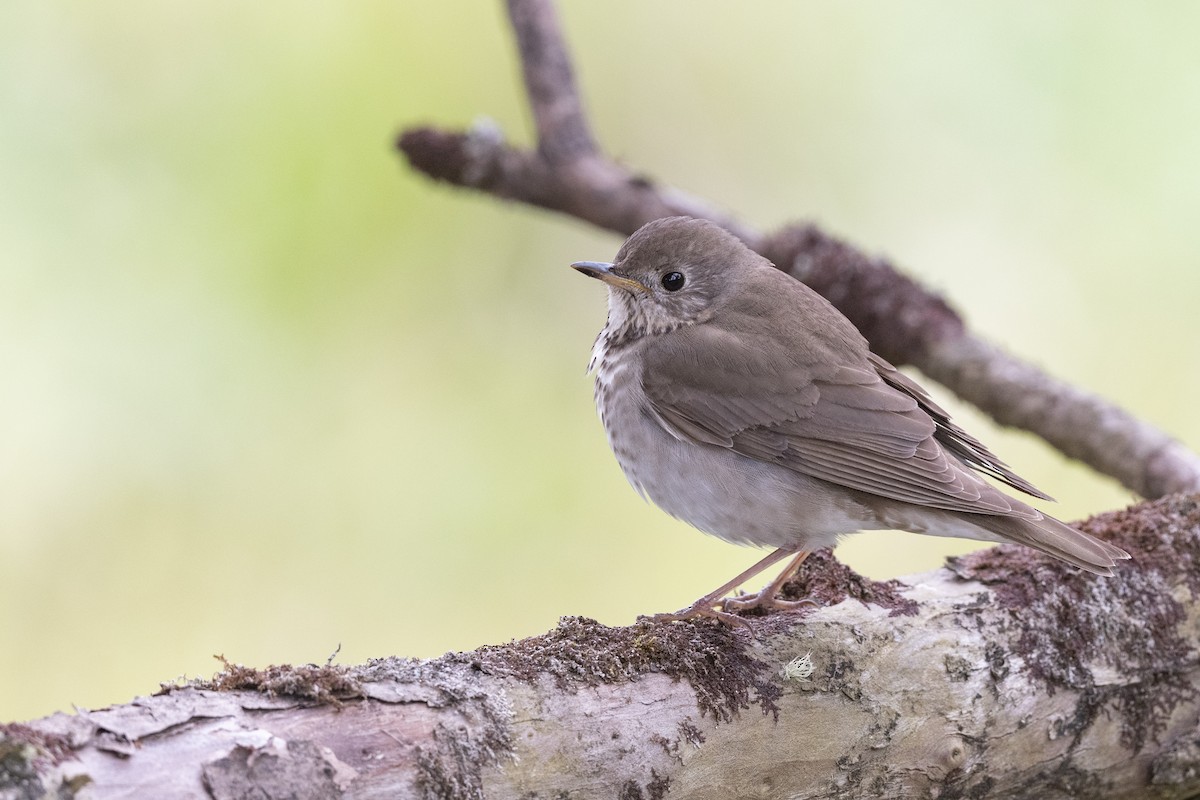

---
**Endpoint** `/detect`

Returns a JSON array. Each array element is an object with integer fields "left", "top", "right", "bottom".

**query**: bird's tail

[{"left": 974, "top": 512, "right": 1130, "bottom": 576}]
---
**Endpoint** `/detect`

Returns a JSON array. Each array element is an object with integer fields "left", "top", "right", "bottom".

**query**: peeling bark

[{"left": 6, "top": 496, "right": 1200, "bottom": 799}]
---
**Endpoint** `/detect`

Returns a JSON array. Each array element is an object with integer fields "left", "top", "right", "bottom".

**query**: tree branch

[
  {"left": 758, "top": 225, "right": 1200, "bottom": 500},
  {"left": 396, "top": 125, "right": 759, "bottom": 246},
  {"left": 505, "top": 0, "right": 596, "bottom": 164},
  {"left": 395, "top": 2, "right": 1200, "bottom": 499},
  {"left": 922, "top": 336, "right": 1200, "bottom": 499},
  {"left": 8, "top": 496, "right": 1200, "bottom": 798}
]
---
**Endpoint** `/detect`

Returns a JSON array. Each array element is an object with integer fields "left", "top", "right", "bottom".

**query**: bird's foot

[
  {"left": 722, "top": 590, "right": 818, "bottom": 613},
  {"left": 641, "top": 549, "right": 816, "bottom": 632},
  {"left": 644, "top": 592, "right": 816, "bottom": 634}
]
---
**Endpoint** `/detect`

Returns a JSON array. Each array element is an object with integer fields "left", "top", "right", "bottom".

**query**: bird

[{"left": 571, "top": 216, "right": 1129, "bottom": 625}]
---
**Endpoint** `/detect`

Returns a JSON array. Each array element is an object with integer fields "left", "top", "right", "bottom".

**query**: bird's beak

[{"left": 570, "top": 261, "right": 649, "bottom": 293}]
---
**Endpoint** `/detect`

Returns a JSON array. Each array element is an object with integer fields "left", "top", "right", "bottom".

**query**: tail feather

[{"left": 975, "top": 512, "right": 1130, "bottom": 576}]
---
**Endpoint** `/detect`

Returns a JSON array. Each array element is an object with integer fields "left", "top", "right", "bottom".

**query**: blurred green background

[{"left": 2, "top": 1, "right": 1198, "bottom": 723}]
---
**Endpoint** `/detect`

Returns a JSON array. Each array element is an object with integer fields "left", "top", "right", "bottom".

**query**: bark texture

[{"left": 7, "top": 495, "right": 1200, "bottom": 799}]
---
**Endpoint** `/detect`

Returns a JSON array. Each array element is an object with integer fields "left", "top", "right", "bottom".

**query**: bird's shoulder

[
  {"left": 646, "top": 266, "right": 870, "bottom": 381},
  {"left": 637, "top": 266, "right": 899, "bottom": 445}
]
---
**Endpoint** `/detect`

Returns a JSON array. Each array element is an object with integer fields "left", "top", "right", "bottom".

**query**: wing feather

[{"left": 640, "top": 273, "right": 1050, "bottom": 518}]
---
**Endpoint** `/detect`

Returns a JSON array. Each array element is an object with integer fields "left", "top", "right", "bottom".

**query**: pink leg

[
  {"left": 722, "top": 551, "right": 814, "bottom": 612},
  {"left": 650, "top": 548, "right": 812, "bottom": 629}
]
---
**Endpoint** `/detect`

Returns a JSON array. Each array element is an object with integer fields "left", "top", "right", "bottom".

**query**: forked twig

[{"left": 397, "top": 0, "right": 1200, "bottom": 499}]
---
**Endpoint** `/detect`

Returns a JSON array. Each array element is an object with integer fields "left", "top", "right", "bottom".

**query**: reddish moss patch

[
  {"left": 948, "top": 493, "right": 1200, "bottom": 751},
  {"left": 775, "top": 548, "right": 919, "bottom": 617},
  {"left": 193, "top": 655, "right": 361, "bottom": 705},
  {"left": 453, "top": 616, "right": 782, "bottom": 722}
]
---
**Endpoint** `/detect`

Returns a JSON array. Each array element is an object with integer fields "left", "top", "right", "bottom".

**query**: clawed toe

[
  {"left": 641, "top": 549, "right": 816, "bottom": 631},
  {"left": 722, "top": 592, "right": 818, "bottom": 613},
  {"left": 644, "top": 591, "right": 816, "bottom": 633}
]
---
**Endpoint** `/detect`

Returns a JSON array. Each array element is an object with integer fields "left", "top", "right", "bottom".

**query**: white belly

[{"left": 593, "top": 347, "right": 878, "bottom": 551}]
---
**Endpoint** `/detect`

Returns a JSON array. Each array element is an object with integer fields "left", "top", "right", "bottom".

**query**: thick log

[{"left": 6, "top": 495, "right": 1198, "bottom": 799}]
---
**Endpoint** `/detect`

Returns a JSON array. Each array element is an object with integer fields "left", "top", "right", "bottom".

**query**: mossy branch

[{"left": 7, "top": 496, "right": 1200, "bottom": 798}]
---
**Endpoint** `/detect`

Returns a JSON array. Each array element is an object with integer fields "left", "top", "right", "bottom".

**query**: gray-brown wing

[
  {"left": 641, "top": 320, "right": 1039, "bottom": 519},
  {"left": 868, "top": 352, "right": 1052, "bottom": 500}
]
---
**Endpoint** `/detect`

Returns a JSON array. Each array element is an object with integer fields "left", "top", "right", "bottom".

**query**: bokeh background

[{"left": 3, "top": 1, "right": 1198, "bottom": 723}]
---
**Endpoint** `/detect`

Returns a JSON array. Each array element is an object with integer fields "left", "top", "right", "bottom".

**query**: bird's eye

[{"left": 661, "top": 271, "right": 685, "bottom": 292}]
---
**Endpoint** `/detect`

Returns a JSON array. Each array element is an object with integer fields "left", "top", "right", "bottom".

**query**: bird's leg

[
  {"left": 722, "top": 550, "right": 815, "bottom": 613},
  {"left": 649, "top": 548, "right": 799, "bottom": 629}
]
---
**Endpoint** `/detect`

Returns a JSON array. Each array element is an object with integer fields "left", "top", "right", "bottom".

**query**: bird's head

[{"left": 571, "top": 216, "right": 760, "bottom": 338}]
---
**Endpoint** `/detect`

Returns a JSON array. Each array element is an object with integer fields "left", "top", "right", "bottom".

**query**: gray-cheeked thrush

[{"left": 572, "top": 216, "right": 1128, "bottom": 625}]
